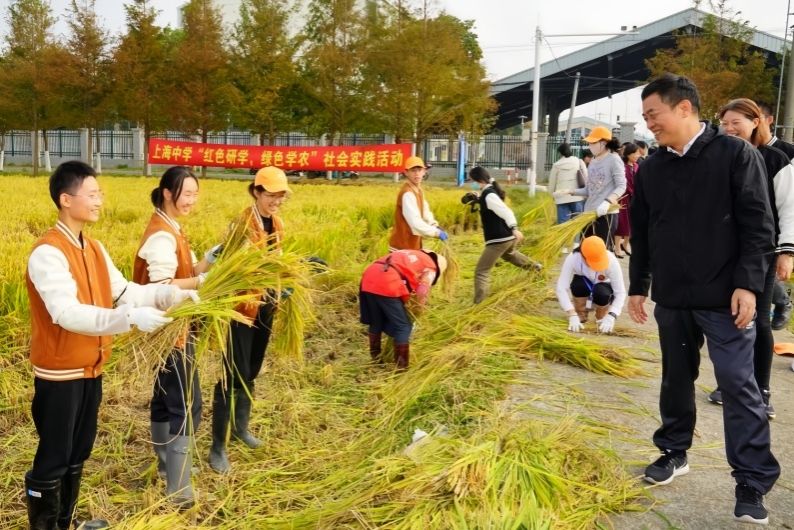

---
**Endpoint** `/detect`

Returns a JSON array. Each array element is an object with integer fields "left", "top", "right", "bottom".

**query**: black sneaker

[
  {"left": 761, "top": 389, "right": 776, "bottom": 420},
  {"left": 771, "top": 301, "right": 792, "bottom": 330},
  {"left": 734, "top": 483, "right": 768, "bottom": 524},
  {"left": 643, "top": 450, "right": 689, "bottom": 485},
  {"left": 708, "top": 388, "right": 723, "bottom": 405}
]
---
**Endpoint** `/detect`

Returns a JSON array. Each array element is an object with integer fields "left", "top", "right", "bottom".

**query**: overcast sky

[{"left": 0, "top": 0, "right": 790, "bottom": 135}]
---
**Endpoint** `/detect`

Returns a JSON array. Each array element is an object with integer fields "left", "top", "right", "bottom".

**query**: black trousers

[
  {"left": 754, "top": 258, "right": 776, "bottom": 390},
  {"left": 653, "top": 305, "right": 780, "bottom": 493},
  {"left": 569, "top": 275, "right": 614, "bottom": 306},
  {"left": 583, "top": 213, "right": 618, "bottom": 251},
  {"left": 772, "top": 278, "right": 789, "bottom": 306},
  {"left": 216, "top": 301, "right": 276, "bottom": 400},
  {"left": 150, "top": 341, "right": 202, "bottom": 435},
  {"left": 30, "top": 377, "right": 102, "bottom": 481}
]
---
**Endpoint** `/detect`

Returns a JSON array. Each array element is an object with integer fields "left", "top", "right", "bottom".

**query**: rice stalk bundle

[
  {"left": 487, "top": 314, "right": 641, "bottom": 377},
  {"left": 120, "top": 232, "right": 311, "bottom": 374},
  {"left": 525, "top": 202, "right": 620, "bottom": 265},
  {"left": 426, "top": 241, "right": 460, "bottom": 296},
  {"left": 272, "top": 281, "right": 315, "bottom": 365}
]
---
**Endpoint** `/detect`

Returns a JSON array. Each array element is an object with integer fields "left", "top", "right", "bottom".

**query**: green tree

[
  {"left": 3, "top": 0, "right": 65, "bottom": 175},
  {"left": 229, "top": 0, "right": 297, "bottom": 144},
  {"left": 61, "top": 0, "right": 111, "bottom": 160},
  {"left": 111, "top": 0, "right": 173, "bottom": 175},
  {"left": 362, "top": 4, "right": 495, "bottom": 144},
  {"left": 170, "top": 0, "right": 238, "bottom": 142},
  {"left": 298, "top": 0, "right": 368, "bottom": 141},
  {"left": 645, "top": 0, "right": 777, "bottom": 121}
]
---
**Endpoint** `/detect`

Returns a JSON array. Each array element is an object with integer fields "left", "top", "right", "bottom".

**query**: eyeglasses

[
  {"left": 262, "top": 193, "right": 287, "bottom": 201},
  {"left": 67, "top": 191, "right": 104, "bottom": 202}
]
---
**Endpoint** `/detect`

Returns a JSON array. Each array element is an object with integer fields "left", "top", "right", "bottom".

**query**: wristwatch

[{"left": 608, "top": 311, "right": 618, "bottom": 319}]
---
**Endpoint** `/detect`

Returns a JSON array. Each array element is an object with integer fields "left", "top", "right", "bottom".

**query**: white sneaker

[{"left": 561, "top": 247, "right": 569, "bottom": 254}]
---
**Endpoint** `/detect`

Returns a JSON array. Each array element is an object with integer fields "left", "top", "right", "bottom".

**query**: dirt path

[{"left": 507, "top": 258, "right": 794, "bottom": 529}]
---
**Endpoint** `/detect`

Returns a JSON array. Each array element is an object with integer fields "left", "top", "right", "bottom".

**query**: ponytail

[
  {"left": 150, "top": 187, "right": 164, "bottom": 209},
  {"left": 490, "top": 179, "right": 506, "bottom": 200},
  {"left": 605, "top": 138, "right": 621, "bottom": 153}
]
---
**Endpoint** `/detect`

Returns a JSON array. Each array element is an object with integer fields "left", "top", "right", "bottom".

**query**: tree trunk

[
  {"left": 201, "top": 130, "right": 208, "bottom": 179},
  {"left": 32, "top": 111, "right": 39, "bottom": 177}
]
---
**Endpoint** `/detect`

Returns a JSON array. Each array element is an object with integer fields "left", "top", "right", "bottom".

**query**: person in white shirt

[
  {"left": 133, "top": 166, "right": 215, "bottom": 508},
  {"left": 556, "top": 235, "right": 625, "bottom": 333},
  {"left": 469, "top": 166, "right": 541, "bottom": 304},
  {"left": 388, "top": 156, "right": 448, "bottom": 251},
  {"left": 24, "top": 161, "right": 196, "bottom": 529}
]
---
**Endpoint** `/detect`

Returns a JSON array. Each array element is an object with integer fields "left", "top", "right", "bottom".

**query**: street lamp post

[{"left": 527, "top": 27, "right": 638, "bottom": 196}]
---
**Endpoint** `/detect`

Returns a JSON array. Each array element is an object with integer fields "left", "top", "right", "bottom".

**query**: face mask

[
  {"left": 589, "top": 142, "right": 604, "bottom": 156},
  {"left": 470, "top": 182, "right": 479, "bottom": 190}
]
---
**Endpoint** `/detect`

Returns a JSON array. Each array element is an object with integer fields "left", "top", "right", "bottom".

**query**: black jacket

[
  {"left": 629, "top": 123, "right": 775, "bottom": 308},
  {"left": 769, "top": 137, "right": 794, "bottom": 161},
  {"left": 478, "top": 187, "right": 514, "bottom": 244}
]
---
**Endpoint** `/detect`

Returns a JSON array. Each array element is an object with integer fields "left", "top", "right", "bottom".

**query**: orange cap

[
  {"left": 580, "top": 236, "right": 609, "bottom": 271},
  {"left": 404, "top": 156, "right": 427, "bottom": 170},
  {"left": 583, "top": 126, "right": 612, "bottom": 143},
  {"left": 254, "top": 166, "right": 291, "bottom": 193},
  {"left": 773, "top": 343, "right": 794, "bottom": 356}
]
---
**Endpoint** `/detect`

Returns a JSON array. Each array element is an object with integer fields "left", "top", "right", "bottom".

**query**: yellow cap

[
  {"left": 254, "top": 166, "right": 291, "bottom": 193},
  {"left": 404, "top": 156, "right": 427, "bottom": 170},
  {"left": 583, "top": 126, "right": 613, "bottom": 143}
]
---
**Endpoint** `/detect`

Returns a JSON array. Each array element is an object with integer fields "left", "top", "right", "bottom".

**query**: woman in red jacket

[{"left": 359, "top": 249, "right": 446, "bottom": 368}]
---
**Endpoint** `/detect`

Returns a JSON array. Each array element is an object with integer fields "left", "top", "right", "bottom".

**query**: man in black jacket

[{"left": 628, "top": 74, "right": 780, "bottom": 525}]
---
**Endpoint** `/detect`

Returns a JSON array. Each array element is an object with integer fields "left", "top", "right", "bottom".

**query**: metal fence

[
  {"left": 544, "top": 134, "right": 588, "bottom": 174},
  {"left": 2, "top": 129, "right": 532, "bottom": 171},
  {"left": 96, "top": 130, "right": 133, "bottom": 159}
]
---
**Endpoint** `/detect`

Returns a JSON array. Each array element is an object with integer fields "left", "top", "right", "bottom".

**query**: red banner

[{"left": 148, "top": 138, "right": 413, "bottom": 172}]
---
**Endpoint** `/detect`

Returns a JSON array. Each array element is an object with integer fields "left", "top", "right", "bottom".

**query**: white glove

[
  {"left": 174, "top": 288, "right": 200, "bottom": 304},
  {"left": 127, "top": 306, "right": 172, "bottom": 333},
  {"left": 595, "top": 201, "right": 611, "bottom": 217},
  {"left": 196, "top": 272, "right": 208, "bottom": 289},
  {"left": 204, "top": 244, "right": 223, "bottom": 264},
  {"left": 598, "top": 314, "right": 616, "bottom": 334},
  {"left": 568, "top": 314, "right": 584, "bottom": 332}
]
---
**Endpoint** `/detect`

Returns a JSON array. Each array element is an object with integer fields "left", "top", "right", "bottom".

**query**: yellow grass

[{"left": 0, "top": 176, "right": 644, "bottom": 528}]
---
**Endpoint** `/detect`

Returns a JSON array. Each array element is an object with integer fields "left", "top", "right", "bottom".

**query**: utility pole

[
  {"left": 774, "top": 0, "right": 791, "bottom": 135},
  {"left": 564, "top": 72, "right": 581, "bottom": 144},
  {"left": 784, "top": 0, "right": 794, "bottom": 142},
  {"left": 528, "top": 26, "right": 542, "bottom": 197},
  {"left": 527, "top": 29, "right": 637, "bottom": 196},
  {"left": 786, "top": 44, "right": 794, "bottom": 142}
]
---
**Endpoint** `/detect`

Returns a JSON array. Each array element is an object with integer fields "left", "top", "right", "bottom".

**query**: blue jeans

[{"left": 556, "top": 201, "right": 583, "bottom": 224}]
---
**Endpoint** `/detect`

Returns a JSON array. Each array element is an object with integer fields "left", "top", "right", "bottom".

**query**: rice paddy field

[{"left": 0, "top": 174, "right": 648, "bottom": 528}]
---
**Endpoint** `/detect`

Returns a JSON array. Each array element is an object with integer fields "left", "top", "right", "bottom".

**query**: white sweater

[{"left": 555, "top": 251, "right": 626, "bottom": 316}]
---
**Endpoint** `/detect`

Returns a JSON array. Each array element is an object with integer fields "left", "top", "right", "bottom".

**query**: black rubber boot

[
  {"left": 368, "top": 332, "right": 382, "bottom": 361},
  {"left": 208, "top": 383, "right": 231, "bottom": 474},
  {"left": 25, "top": 472, "right": 60, "bottom": 530},
  {"left": 57, "top": 465, "right": 109, "bottom": 530},
  {"left": 395, "top": 343, "right": 409, "bottom": 370},
  {"left": 232, "top": 393, "right": 262, "bottom": 449}
]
